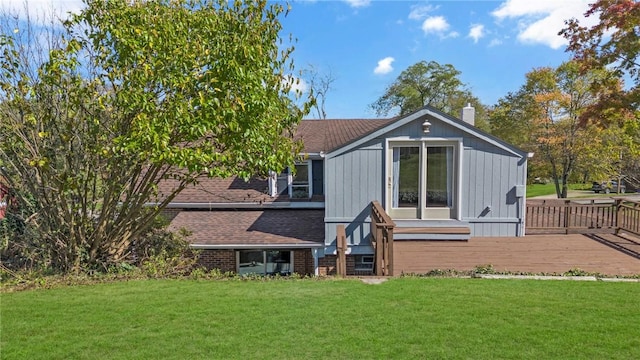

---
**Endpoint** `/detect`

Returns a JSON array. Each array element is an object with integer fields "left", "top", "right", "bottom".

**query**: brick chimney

[{"left": 461, "top": 103, "right": 475, "bottom": 126}]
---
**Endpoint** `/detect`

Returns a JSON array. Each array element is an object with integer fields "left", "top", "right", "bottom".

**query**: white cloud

[
  {"left": 420, "top": 16, "right": 458, "bottom": 39},
  {"left": 408, "top": 4, "right": 436, "bottom": 21},
  {"left": 492, "top": 0, "right": 564, "bottom": 18},
  {"left": 468, "top": 24, "right": 485, "bottom": 43},
  {"left": 491, "top": 0, "right": 595, "bottom": 49},
  {"left": 343, "top": 0, "right": 371, "bottom": 8},
  {"left": 374, "top": 57, "right": 394, "bottom": 75},
  {"left": 0, "top": 0, "right": 85, "bottom": 22},
  {"left": 421, "top": 16, "right": 449, "bottom": 34},
  {"left": 488, "top": 38, "right": 503, "bottom": 47}
]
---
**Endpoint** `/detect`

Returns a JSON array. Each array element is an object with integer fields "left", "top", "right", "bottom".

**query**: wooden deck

[{"left": 393, "top": 233, "right": 640, "bottom": 276}]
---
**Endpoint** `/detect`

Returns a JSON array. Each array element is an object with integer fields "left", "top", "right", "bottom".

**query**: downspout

[{"left": 312, "top": 248, "right": 319, "bottom": 276}]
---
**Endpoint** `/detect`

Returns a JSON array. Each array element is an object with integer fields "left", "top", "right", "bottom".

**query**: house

[{"left": 161, "top": 105, "right": 529, "bottom": 276}]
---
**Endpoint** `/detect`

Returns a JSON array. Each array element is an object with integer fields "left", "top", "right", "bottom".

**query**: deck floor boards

[{"left": 393, "top": 233, "right": 640, "bottom": 276}]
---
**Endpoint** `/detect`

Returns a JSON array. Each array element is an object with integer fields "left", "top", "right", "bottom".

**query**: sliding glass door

[{"left": 389, "top": 142, "right": 457, "bottom": 219}]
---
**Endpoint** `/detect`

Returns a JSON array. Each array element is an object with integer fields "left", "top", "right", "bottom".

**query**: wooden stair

[{"left": 393, "top": 220, "right": 471, "bottom": 241}]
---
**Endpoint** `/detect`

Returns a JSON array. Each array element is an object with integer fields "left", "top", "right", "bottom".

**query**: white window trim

[
  {"left": 267, "top": 170, "right": 278, "bottom": 197},
  {"left": 354, "top": 255, "right": 375, "bottom": 272},
  {"left": 385, "top": 137, "right": 463, "bottom": 220}
]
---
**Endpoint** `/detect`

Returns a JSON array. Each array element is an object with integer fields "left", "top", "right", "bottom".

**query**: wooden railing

[
  {"left": 526, "top": 199, "right": 640, "bottom": 235},
  {"left": 617, "top": 199, "right": 640, "bottom": 236},
  {"left": 370, "top": 201, "right": 395, "bottom": 276}
]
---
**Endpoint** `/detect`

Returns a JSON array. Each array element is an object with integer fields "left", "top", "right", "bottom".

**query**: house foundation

[{"left": 318, "top": 255, "right": 374, "bottom": 276}]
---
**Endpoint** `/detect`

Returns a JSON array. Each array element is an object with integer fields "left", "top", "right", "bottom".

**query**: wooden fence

[
  {"left": 617, "top": 200, "right": 640, "bottom": 236},
  {"left": 370, "top": 201, "right": 395, "bottom": 276},
  {"left": 526, "top": 199, "right": 640, "bottom": 236}
]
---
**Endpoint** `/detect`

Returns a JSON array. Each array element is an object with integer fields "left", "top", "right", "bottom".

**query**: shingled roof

[
  {"left": 168, "top": 209, "right": 325, "bottom": 247},
  {"left": 158, "top": 176, "right": 273, "bottom": 204},
  {"left": 295, "top": 118, "right": 395, "bottom": 153},
  {"left": 157, "top": 118, "right": 395, "bottom": 204}
]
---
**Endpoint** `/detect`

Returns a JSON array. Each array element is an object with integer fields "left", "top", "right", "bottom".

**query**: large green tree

[
  {"left": 561, "top": 0, "right": 640, "bottom": 188},
  {"left": 0, "top": 0, "right": 310, "bottom": 272},
  {"left": 370, "top": 60, "right": 488, "bottom": 129},
  {"left": 489, "top": 62, "right": 621, "bottom": 198}
]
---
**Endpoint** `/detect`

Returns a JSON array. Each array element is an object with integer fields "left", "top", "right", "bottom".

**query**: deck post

[
  {"left": 336, "top": 225, "right": 347, "bottom": 277},
  {"left": 375, "top": 226, "right": 383, "bottom": 276},
  {"left": 615, "top": 199, "right": 622, "bottom": 234},
  {"left": 370, "top": 201, "right": 396, "bottom": 276},
  {"left": 564, "top": 200, "right": 571, "bottom": 234},
  {"left": 387, "top": 229, "right": 394, "bottom": 276}
]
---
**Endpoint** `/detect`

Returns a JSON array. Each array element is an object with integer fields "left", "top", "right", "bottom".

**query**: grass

[
  {"left": 527, "top": 183, "right": 592, "bottom": 198},
  {"left": 2, "top": 278, "right": 640, "bottom": 359}
]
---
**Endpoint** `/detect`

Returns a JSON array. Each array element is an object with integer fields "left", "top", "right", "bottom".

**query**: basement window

[
  {"left": 354, "top": 255, "right": 374, "bottom": 272},
  {"left": 237, "top": 250, "right": 292, "bottom": 276}
]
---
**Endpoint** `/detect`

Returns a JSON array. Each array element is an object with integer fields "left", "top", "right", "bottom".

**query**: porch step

[
  {"left": 393, "top": 220, "right": 471, "bottom": 241},
  {"left": 395, "top": 227, "right": 471, "bottom": 235}
]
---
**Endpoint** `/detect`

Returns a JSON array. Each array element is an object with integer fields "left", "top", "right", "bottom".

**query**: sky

[{"left": 2, "top": 0, "right": 598, "bottom": 119}]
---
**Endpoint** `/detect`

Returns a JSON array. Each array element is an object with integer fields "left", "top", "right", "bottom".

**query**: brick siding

[
  {"left": 293, "top": 249, "right": 315, "bottom": 275},
  {"left": 318, "top": 255, "right": 374, "bottom": 276},
  {"left": 197, "top": 249, "right": 236, "bottom": 273}
]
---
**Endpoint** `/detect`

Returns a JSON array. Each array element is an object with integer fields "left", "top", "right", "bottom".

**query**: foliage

[
  {"left": 488, "top": 91, "right": 538, "bottom": 147},
  {"left": 370, "top": 60, "right": 489, "bottom": 129},
  {"left": 472, "top": 264, "right": 496, "bottom": 274},
  {"left": 0, "top": 187, "right": 46, "bottom": 271},
  {"left": 561, "top": 0, "right": 640, "bottom": 108},
  {"left": 489, "top": 61, "right": 621, "bottom": 198},
  {"left": 2, "top": 279, "right": 640, "bottom": 359},
  {"left": 0, "top": 0, "right": 310, "bottom": 273},
  {"left": 561, "top": 0, "right": 640, "bottom": 186}
]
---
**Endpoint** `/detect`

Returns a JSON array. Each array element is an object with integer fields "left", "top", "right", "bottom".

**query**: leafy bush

[
  {"left": 473, "top": 264, "right": 496, "bottom": 275},
  {"left": 2, "top": 207, "right": 200, "bottom": 277},
  {"left": 0, "top": 189, "right": 48, "bottom": 271}
]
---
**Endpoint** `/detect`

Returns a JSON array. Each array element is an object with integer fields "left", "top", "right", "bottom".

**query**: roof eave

[
  {"left": 190, "top": 243, "right": 324, "bottom": 249},
  {"left": 325, "top": 106, "right": 527, "bottom": 159}
]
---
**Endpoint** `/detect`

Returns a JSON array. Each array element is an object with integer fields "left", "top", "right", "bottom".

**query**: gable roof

[
  {"left": 295, "top": 118, "right": 395, "bottom": 153},
  {"left": 324, "top": 105, "right": 528, "bottom": 159}
]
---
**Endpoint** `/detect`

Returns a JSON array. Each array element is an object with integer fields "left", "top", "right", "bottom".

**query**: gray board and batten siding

[{"left": 322, "top": 107, "right": 528, "bottom": 255}]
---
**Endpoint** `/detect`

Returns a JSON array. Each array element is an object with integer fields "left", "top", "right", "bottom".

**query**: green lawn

[
  {"left": 2, "top": 278, "right": 639, "bottom": 359},
  {"left": 527, "top": 183, "right": 591, "bottom": 198}
]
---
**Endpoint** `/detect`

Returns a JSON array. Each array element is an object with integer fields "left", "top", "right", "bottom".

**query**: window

[
  {"left": 354, "top": 255, "right": 374, "bottom": 272},
  {"left": 425, "top": 146, "right": 454, "bottom": 208},
  {"left": 270, "top": 160, "right": 323, "bottom": 199},
  {"left": 291, "top": 163, "right": 310, "bottom": 198},
  {"left": 388, "top": 141, "right": 458, "bottom": 219},
  {"left": 392, "top": 146, "right": 420, "bottom": 208},
  {"left": 237, "top": 250, "right": 292, "bottom": 276}
]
